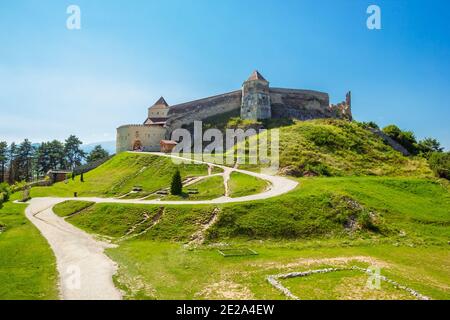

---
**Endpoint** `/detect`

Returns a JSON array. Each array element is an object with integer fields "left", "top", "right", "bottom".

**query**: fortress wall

[
  {"left": 116, "top": 124, "right": 166, "bottom": 152},
  {"left": 166, "top": 90, "right": 242, "bottom": 132},
  {"left": 269, "top": 88, "right": 334, "bottom": 120}
]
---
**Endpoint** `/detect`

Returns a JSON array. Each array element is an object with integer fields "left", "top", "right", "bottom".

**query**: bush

[
  {"left": 304, "top": 162, "right": 331, "bottom": 176},
  {"left": 304, "top": 127, "right": 346, "bottom": 149},
  {"left": 358, "top": 211, "right": 378, "bottom": 231},
  {"left": 170, "top": 170, "right": 183, "bottom": 195},
  {"left": 428, "top": 152, "right": 450, "bottom": 180},
  {"left": 358, "top": 121, "right": 379, "bottom": 130},
  {"left": 382, "top": 124, "right": 418, "bottom": 154},
  {"left": 0, "top": 183, "right": 11, "bottom": 203},
  {"left": 417, "top": 138, "right": 443, "bottom": 158}
]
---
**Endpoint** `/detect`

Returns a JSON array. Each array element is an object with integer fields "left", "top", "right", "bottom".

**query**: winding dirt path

[
  {"left": 23, "top": 152, "right": 298, "bottom": 300},
  {"left": 25, "top": 198, "right": 122, "bottom": 300}
]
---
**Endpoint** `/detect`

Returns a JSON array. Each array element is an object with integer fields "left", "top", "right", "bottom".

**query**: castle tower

[
  {"left": 144, "top": 97, "right": 170, "bottom": 125},
  {"left": 241, "top": 70, "right": 271, "bottom": 120}
]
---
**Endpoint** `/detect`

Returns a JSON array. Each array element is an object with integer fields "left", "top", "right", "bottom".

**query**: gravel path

[{"left": 25, "top": 198, "right": 122, "bottom": 300}]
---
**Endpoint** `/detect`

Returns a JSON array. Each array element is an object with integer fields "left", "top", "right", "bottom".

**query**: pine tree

[
  {"left": 8, "top": 143, "right": 18, "bottom": 184},
  {"left": 16, "top": 139, "right": 34, "bottom": 182},
  {"left": 64, "top": 135, "right": 86, "bottom": 170},
  {"left": 86, "top": 145, "right": 109, "bottom": 163},
  {"left": 170, "top": 170, "right": 182, "bottom": 195},
  {"left": 0, "top": 142, "right": 8, "bottom": 183}
]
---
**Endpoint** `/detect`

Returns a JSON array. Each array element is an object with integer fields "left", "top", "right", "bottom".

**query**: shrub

[
  {"left": 428, "top": 152, "right": 450, "bottom": 180},
  {"left": 170, "top": 170, "right": 183, "bottom": 195},
  {"left": 358, "top": 121, "right": 379, "bottom": 130},
  {"left": 417, "top": 138, "right": 443, "bottom": 158},
  {"left": 382, "top": 124, "right": 418, "bottom": 154},
  {"left": 304, "top": 127, "right": 345, "bottom": 149},
  {"left": 304, "top": 162, "right": 331, "bottom": 176},
  {"left": 358, "top": 211, "right": 378, "bottom": 231},
  {"left": 0, "top": 183, "right": 11, "bottom": 203}
]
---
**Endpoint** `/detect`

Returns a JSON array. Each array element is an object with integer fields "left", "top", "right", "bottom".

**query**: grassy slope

[
  {"left": 208, "top": 177, "right": 449, "bottom": 243},
  {"left": 17, "top": 120, "right": 448, "bottom": 300},
  {"left": 228, "top": 172, "right": 268, "bottom": 198},
  {"left": 53, "top": 200, "right": 95, "bottom": 217},
  {"left": 239, "top": 119, "right": 432, "bottom": 177},
  {"left": 29, "top": 152, "right": 209, "bottom": 198},
  {"left": 165, "top": 176, "right": 225, "bottom": 201},
  {"left": 58, "top": 177, "right": 449, "bottom": 299},
  {"left": 64, "top": 202, "right": 217, "bottom": 242},
  {"left": 0, "top": 202, "right": 58, "bottom": 299}
]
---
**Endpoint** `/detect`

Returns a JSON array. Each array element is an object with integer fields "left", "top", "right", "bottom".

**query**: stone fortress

[{"left": 116, "top": 71, "right": 352, "bottom": 153}]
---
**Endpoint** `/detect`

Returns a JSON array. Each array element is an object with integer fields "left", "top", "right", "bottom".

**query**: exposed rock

[{"left": 368, "top": 128, "right": 410, "bottom": 156}]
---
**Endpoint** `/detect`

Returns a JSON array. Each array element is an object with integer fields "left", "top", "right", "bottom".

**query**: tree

[
  {"left": 64, "top": 135, "right": 85, "bottom": 170},
  {"left": 383, "top": 125, "right": 418, "bottom": 155},
  {"left": 417, "top": 137, "right": 443, "bottom": 156},
  {"left": 16, "top": 139, "right": 35, "bottom": 182},
  {"left": 8, "top": 142, "right": 18, "bottom": 184},
  {"left": 86, "top": 145, "right": 109, "bottom": 163},
  {"left": 35, "top": 142, "right": 51, "bottom": 176},
  {"left": 0, "top": 141, "right": 7, "bottom": 183},
  {"left": 429, "top": 152, "right": 450, "bottom": 180},
  {"left": 382, "top": 124, "right": 402, "bottom": 139},
  {"left": 170, "top": 170, "right": 182, "bottom": 195},
  {"left": 49, "top": 140, "right": 66, "bottom": 169},
  {"left": 359, "top": 121, "right": 379, "bottom": 130},
  {"left": 80, "top": 172, "right": 84, "bottom": 182}
]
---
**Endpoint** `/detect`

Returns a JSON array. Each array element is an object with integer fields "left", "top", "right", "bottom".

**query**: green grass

[
  {"left": 236, "top": 119, "right": 432, "bottom": 177},
  {"left": 280, "top": 269, "right": 419, "bottom": 300},
  {"left": 67, "top": 203, "right": 163, "bottom": 238},
  {"left": 165, "top": 176, "right": 225, "bottom": 201},
  {"left": 107, "top": 241, "right": 450, "bottom": 300},
  {"left": 228, "top": 172, "right": 268, "bottom": 198},
  {"left": 0, "top": 202, "right": 58, "bottom": 299},
  {"left": 207, "top": 177, "right": 450, "bottom": 243},
  {"left": 53, "top": 200, "right": 95, "bottom": 217},
  {"left": 65, "top": 202, "right": 217, "bottom": 242},
  {"left": 52, "top": 176, "right": 450, "bottom": 300},
  {"left": 29, "top": 152, "right": 210, "bottom": 198},
  {"left": 188, "top": 176, "right": 225, "bottom": 200}
]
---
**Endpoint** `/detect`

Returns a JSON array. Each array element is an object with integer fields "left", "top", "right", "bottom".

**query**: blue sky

[{"left": 0, "top": 0, "right": 449, "bottom": 149}]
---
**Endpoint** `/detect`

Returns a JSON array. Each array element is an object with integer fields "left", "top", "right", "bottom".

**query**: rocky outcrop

[{"left": 369, "top": 128, "right": 410, "bottom": 156}]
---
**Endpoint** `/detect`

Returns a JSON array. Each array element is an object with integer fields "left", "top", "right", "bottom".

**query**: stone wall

[
  {"left": 269, "top": 88, "right": 333, "bottom": 120},
  {"left": 165, "top": 90, "right": 242, "bottom": 134},
  {"left": 116, "top": 124, "right": 166, "bottom": 153}
]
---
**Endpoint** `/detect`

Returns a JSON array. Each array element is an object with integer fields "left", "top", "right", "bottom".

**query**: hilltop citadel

[{"left": 116, "top": 71, "right": 352, "bottom": 153}]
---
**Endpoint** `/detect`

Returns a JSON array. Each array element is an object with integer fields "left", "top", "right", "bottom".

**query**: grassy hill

[
  {"left": 55, "top": 177, "right": 449, "bottom": 244},
  {"left": 14, "top": 118, "right": 449, "bottom": 300},
  {"left": 52, "top": 176, "right": 450, "bottom": 299},
  {"left": 238, "top": 119, "right": 432, "bottom": 177},
  {"left": 29, "top": 152, "right": 212, "bottom": 198}
]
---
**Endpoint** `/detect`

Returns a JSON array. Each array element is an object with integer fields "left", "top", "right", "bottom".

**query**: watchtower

[{"left": 240, "top": 70, "right": 271, "bottom": 120}]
